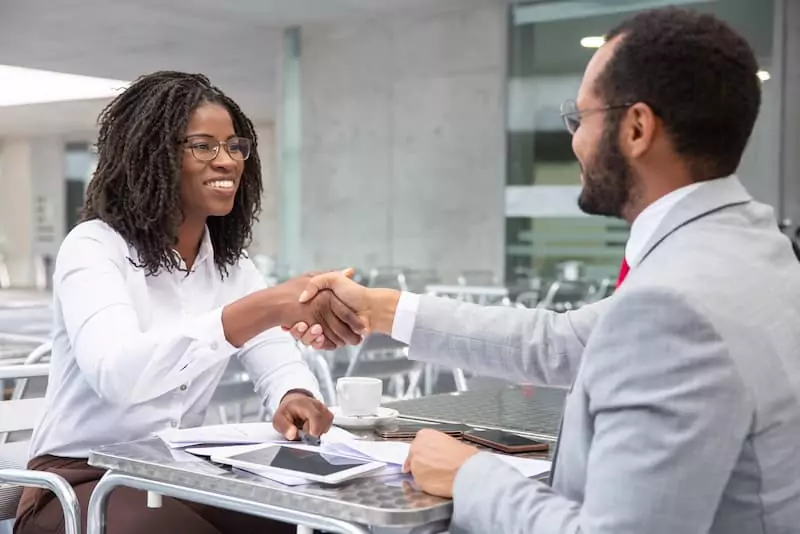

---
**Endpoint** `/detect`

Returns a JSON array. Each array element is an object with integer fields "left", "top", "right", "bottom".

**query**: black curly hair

[
  {"left": 81, "top": 70, "right": 262, "bottom": 277},
  {"left": 598, "top": 7, "right": 761, "bottom": 179}
]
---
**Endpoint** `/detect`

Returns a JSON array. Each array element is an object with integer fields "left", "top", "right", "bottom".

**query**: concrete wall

[
  {"left": 0, "top": 137, "right": 65, "bottom": 287},
  {"left": 251, "top": 123, "right": 279, "bottom": 259},
  {"left": 297, "top": 3, "right": 508, "bottom": 281},
  {"left": 0, "top": 140, "right": 35, "bottom": 286},
  {"left": 29, "top": 137, "right": 67, "bottom": 264}
]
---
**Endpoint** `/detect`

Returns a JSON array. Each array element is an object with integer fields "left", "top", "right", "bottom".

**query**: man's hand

[
  {"left": 272, "top": 391, "right": 334, "bottom": 441},
  {"left": 403, "top": 429, "right": 480, "bottom": 498},
  {"left": 288, "top": 270, "right": 400, "bottom": 349},
  {"left": 276, "top": 270, "right": 364, "bottom": 350}
]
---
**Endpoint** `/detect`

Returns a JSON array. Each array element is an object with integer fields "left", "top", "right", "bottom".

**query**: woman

[{"left": 15, "top": 71, "right": 362, "bottom": 534}]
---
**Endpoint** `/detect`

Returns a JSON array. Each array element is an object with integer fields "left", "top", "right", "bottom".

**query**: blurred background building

[
  {"left": 0, "top": 0, "right": 799, "bottom": 461},
  {"left": 0, "top": 0, "right": 797, "bottom": 296}
]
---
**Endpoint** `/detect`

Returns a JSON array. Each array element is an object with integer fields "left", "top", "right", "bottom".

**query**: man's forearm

[
  {"left": 366, "top": 288, "right": 401, "bottom": 335},
  {"left": 388, "top": 294, "right": 604, "bottom": 387}
]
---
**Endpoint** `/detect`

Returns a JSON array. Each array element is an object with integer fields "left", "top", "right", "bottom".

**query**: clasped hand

[
  {"left": 282, "top": 271, "right": 480, "bottom": 497},
  {"left": 278, "top": 268, "right": 369, "bottom": 350},
  {"left": 281, "top": 269, "right": 373, "bottom": 349}
]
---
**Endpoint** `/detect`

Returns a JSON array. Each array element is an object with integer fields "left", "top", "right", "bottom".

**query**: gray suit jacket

[{"left": 408, "top": 177, "right": 800, "bottom": 534}]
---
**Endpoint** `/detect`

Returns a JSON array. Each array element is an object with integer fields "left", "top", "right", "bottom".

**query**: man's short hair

[{"left": 598, "top": 7, "right": 761, "bottom": 178}]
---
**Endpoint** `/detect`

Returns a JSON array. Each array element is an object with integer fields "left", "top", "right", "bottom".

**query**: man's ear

[{"left": 622, "top": 102, "right": 658, "bottom": 159}]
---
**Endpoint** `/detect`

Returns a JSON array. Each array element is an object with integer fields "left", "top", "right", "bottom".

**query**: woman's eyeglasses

[{"left": 183, "top": 136, "right": 252, "bottom": 162}]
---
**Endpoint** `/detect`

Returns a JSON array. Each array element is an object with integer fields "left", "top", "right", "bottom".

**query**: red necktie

[{"left": 616, "top": 258, "right": 630, "bottom": 288}]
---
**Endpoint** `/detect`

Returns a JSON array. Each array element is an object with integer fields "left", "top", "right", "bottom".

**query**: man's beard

[{"left": 577, "top": 117, "right": 634, "bottom": 218}]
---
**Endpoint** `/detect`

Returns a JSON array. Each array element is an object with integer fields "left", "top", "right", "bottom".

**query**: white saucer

[{"left": 331, "top": 406, "right": 399, "bottom": 429}]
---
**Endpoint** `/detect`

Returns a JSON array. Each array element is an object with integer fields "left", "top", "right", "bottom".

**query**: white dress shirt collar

[
  {"left": 171, "top": 226, "right": 214, "bottom": 271},
  {"left": 625, "top": 177, "right": 735, "bottom": 268}
]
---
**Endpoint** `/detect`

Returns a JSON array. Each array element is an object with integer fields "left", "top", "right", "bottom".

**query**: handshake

[{"left": 277, "top": 268, "right": 399, "bottom": 350}]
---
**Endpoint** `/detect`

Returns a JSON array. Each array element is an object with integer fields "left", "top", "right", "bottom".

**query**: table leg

[
  {"left": 423, "top": 364, "right": 434, "bottom": 396},
  {"left": 146, "top": 491, "right": 162, "bottom": 508},
  {"left": 87, "top": 471, "right": 373, "bottom": 534}
]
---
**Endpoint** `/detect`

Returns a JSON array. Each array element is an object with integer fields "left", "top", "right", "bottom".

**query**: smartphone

[
  {"left": 462, "top": 429, "right": 549, "bottom": 454},
  {"left": 376, "top": 421, "right": 471, "bottom": 439}
]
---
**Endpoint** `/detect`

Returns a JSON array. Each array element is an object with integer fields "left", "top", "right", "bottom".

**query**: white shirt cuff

[
  {"left": 198, "top": 307, "right": 239, "bottom": 352},
  {"left": 175, "top": 307, "right": 238, "bottom": 375},
  {"left": 268, "top": 379, "right": 324, "bottom": 416},
  {"left": 391, "top": 292, "right": 421, "bottom": 345}
]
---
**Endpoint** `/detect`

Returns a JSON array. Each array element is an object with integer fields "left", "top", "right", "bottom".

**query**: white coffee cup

[{"left": 336, "top": 377, "right": 383, "bottom": 417}]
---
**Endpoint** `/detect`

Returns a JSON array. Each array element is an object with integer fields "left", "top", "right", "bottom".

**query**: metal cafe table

[{"left": 87, "top": 386, "right": 562, "bottom": 533}]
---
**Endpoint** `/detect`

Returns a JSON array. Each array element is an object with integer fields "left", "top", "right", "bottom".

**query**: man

[{"left": 287, "top": 7, "right": 800, "bottom": 534}]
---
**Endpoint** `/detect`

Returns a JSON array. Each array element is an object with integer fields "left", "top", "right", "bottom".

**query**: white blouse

[{"left": 30, "top": 220, "right": 320, "bottom": 458}]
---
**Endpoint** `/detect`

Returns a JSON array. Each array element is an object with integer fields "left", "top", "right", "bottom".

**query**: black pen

[{"left": 297, "top": 429, "right": 320, "bottom": 446}]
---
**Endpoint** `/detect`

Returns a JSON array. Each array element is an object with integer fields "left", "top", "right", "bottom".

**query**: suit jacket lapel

[{"left": 637, "top": 176, "right": 753, "bottom": 266}]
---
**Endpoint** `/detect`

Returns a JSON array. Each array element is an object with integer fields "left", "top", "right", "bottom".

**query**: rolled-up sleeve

[{"left": 235, "top": 259, "right": 322, "bottom": 414}]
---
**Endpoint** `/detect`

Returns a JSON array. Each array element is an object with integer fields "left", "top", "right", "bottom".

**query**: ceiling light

[
  {"left": 757, "top": 70, "right": 771, "bottom": 82},
  {"left": 0, "top": 65, "right": 129, "bottom": 107},
  {"left": 580, "top": 36, "right": 606, "bottom": 49}
]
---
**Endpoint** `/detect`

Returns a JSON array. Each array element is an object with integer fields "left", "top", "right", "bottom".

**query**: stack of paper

[
  {"left": 322, "top": 439, "right": 552, "bottom": 479},
  {"left": 156, "top": 423, "right": 355, "bottom": 449},
  {"left": 161, "top": 424, "right": 551, "bottom": 486},
  {"left": 323, "top": 439, "right": 411, "bottom": 465},
  {"left": 156, "top": 423, "right": 286, "bottom": 448}
]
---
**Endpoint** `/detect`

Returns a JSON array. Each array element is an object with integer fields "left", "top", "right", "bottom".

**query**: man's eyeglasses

[
  {"left": 559, "top": 100, "right": 633, "bottom": 135},
  {"left": 183, "top": 136, "right": 252, "bottom": 162}
]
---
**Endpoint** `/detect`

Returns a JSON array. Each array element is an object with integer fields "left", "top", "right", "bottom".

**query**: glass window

[{"left": 505, "top": 0, "right": 777, "bottom": 290}]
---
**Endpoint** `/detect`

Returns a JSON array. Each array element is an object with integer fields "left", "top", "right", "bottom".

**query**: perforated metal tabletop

[{"left": 385, "top": 385, "right": 567, "bottom": 441}]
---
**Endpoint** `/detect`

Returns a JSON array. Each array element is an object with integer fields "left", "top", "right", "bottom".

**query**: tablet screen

[{"left": 227, "top": 446, "right": 371, "bottom": 476}]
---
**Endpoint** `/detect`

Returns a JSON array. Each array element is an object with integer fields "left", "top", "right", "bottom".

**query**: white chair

[
  {"left": 0, "top": 255, "right": 10, "bottom": 289},
  {"left": 0, "top": 364, "right": 80, "bottom": 534},
  {"left": 424, "top": 284, "right": 510, "bottom": 306},
  {"left": 0, "top": 341, "right": 51, "bottom": 438},
  {"left": 299, "top": 346, "right": 337, "bottom": 405},
  {"left": 8, "top": 341, "right": 52, "bottom": 402},
  {"left": 208, "top": 359, "right": 257, "bottom": 425},
  {"left": 536, "top": 280, "right": 593, "bottom": 311},
  {"left": 457, "top": 269, "right": 499, "bottom": 287}
]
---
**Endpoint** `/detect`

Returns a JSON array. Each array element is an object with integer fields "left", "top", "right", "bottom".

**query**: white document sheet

[
  {"left": 178, "top": 425, "right": 550, "bottom": 484},
  {"left": 320, "top": 439, "right": 552, "bottom": 478},
  {"left": 156, "top": 423, "right": 285, "bottom": 448},
  {"left": 157, "top": 423, "right": 357, "bottom": 449}
]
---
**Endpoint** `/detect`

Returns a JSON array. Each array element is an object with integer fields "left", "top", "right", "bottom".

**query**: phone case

[
  {"left": 376, "top": 424, "right": 467, "bottom": 439},
  {"left": 462, "top": 432, "right": 550, "bottom": 453}
]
